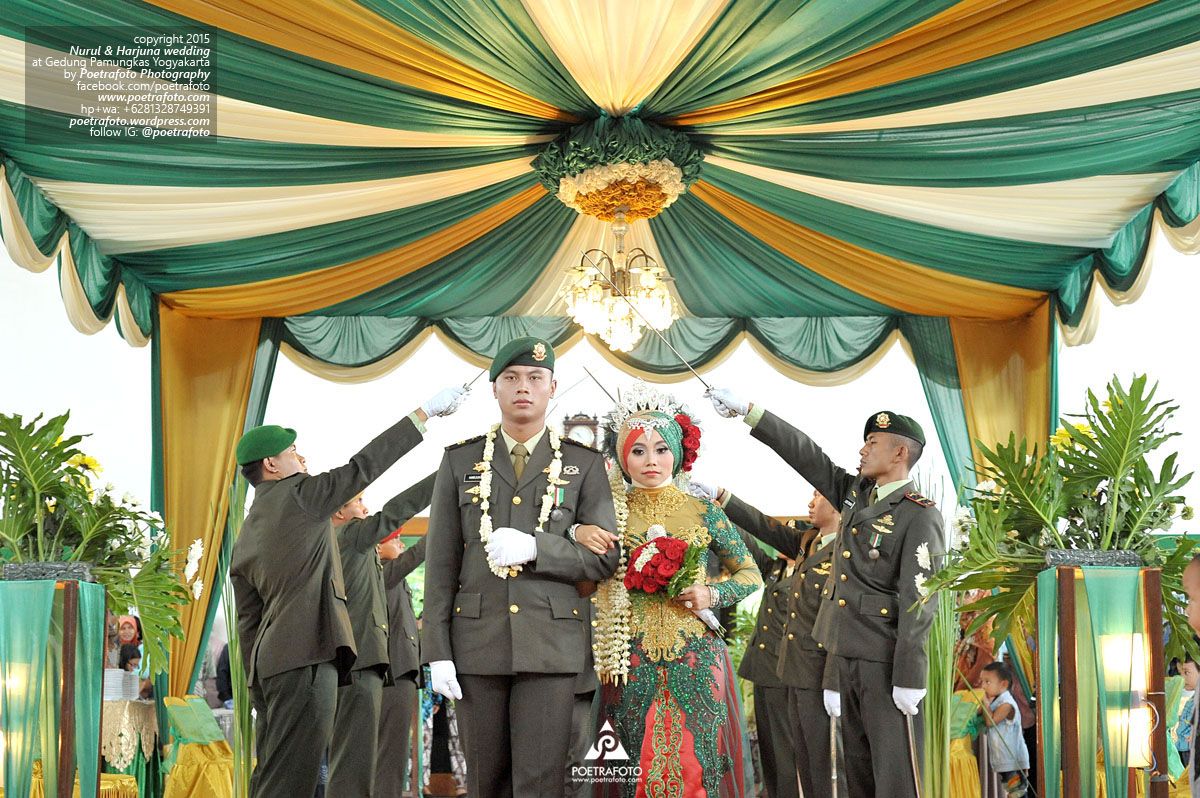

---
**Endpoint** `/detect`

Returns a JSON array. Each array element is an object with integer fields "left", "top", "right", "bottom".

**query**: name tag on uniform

[{"left": 463, "top": 473, "right": 482, "bottom": 483}]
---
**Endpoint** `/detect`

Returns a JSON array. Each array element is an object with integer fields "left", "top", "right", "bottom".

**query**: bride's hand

[
  {"left": 673, "top": 584, "right": 713, "bottom": 612},
  {"left": 574, "top": 524, "right": 618, "bottom": 555}
]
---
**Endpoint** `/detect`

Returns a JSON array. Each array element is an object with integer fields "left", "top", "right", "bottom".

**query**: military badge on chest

[
  {"left": 867, "top": 514, "right": 895, "bottom": 560},
  {"left": 545, "top": 465, "right": 571, "bottom": 522}
]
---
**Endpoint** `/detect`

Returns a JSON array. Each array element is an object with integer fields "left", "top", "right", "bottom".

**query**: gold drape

[
  {"left": 143, "top": 0, "right": 571, "bottom": 121},
  {"left": 158, "top": 306, "right": 261, "bottom": 699},
  {"left": 692, "top": 180, "right": 1045, "bottom": 319},
  {"left": 672, "top": 0, "right": 1158, "bottom": 126},
  {"left": 161, "top": 184, "right": 545, "bottom": 318},
  {"left": 950, "top": 301, "right": 1054, "bottom": 469}
]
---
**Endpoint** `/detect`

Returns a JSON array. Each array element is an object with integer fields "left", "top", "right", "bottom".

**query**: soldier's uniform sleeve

[
  {"left": 385, "top": 538, "right": 426, "bottom": 588},
  {"left": 529, "top": 449, "right": 620, "bottom": 582},
  {"left": 340, "top": 471, "right": 438, "bottom": 552},
  {"left": 725, "top": 493, "right": 806, "bottom": 560},
  {"left": 421, "top": 453, "right": 462, "bottom": 665},
  {"left": 893, "top": 504, "right": 943, "bottom": 689},
  {"left": 822, "top": 654, "right": 839, "bottom": 692},
  {"left": 295, "top": 415, "right": 424, "bottom": 519},
  {"left": 738, "top": 529, "right": 776, "bottom": 575},
  {"left": 230, "top": 572, "right": 263, "bottom": 681},
  {"left": 750, "top": 410, "right": 857, "bottom": 507}
]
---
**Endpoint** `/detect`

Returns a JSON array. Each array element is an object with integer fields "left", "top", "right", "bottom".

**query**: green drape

[
  {"left": 76, "top": 582, "right": 106, "bottom": 798},
  {"left": 318, "top": 194, "right": 577, "bottom": 316},
  {"left": 651, "top": 192, "right": 892, "bottom": 316},
  {"left": 5, "top": 3, "right": 554, "bottom": 136},
  {"left": 360, "top": 0, "right": 591, "bottom": 113},
  {"left": 187, "top": 319, "right": 283, "bottom": 689},
  {"left": 689, "top": 0, "right": 1200, "bottom": 131},
  {"left": 1084, "top": 568, "right": 1144, "bottom": 798},
  {"left": 0, "top": 103, "right": 542, "bottom": 187},
  {"left": 645, "top": 0, "right": 959, "bottom": 115},
  {"left": 748, "top": 316, "right": 893, "bottom": 370},
  {"left": 1, "top": 159, "right": 66, "bottom": 257},
  {"left": 1036, "top": 569, "right": 1061, "bottom": 798},
  {"left": 706, "top": 91, "right": 1200, "bottom": 186},
  {"left": 1076, "top": 578, "right": 1100, "bottom": 798},
  {"left": 438, "top": 316, "right": 577, "bottom": 358},
  {"left": 37, "top": 597, "right": 63, "bottom": 796},
  {"left": 900, "top": 316, "right": 974, "bottom": 497},
  {"left": 285, "top": 316, "right": 425, "bottom": 368},
  {"left": 0, "top": 580, "right": 56, "bottom": 798}
]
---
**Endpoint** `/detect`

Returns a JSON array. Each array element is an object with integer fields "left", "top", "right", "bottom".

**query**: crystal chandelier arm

[{"left": 580, "top": 249, "right": 711, "bottom": 390}]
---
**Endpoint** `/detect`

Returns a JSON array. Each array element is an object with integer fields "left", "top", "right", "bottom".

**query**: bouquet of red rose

[{"left": 622, "top": 525, "right": 722, "bottom": 632}]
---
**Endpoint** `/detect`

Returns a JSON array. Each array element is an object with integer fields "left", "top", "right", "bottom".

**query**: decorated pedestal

[
  {"left": 0, "top": 578, "right": 105, "bottom": 798},
  {"left": 1036, "top": 558, "right": 1169, "bottom": 798}
]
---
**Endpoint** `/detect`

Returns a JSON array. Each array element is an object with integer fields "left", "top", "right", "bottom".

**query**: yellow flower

[
  {"left": 1050, "top": 423, "right": 1093, "bottom": 451},
  {"left": 67, "top": 453, "right": 103, "bottom": 473}
]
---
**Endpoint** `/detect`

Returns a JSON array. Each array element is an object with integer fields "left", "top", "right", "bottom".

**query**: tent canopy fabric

[
  {"left": 2, "top": 0, "right": 1197, "bottom": 363},
  {"left": 2, "top": 0, "right": 1198, "bottom": 700}
]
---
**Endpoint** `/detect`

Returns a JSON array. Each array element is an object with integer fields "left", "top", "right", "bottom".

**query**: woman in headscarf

[{"left": 592, "top": 385, "right": 761, "bottom": 797}]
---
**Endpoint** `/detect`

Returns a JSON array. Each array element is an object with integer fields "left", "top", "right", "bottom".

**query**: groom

[{"left": 423, "top": 337, "right": 620, "bottom": 797}]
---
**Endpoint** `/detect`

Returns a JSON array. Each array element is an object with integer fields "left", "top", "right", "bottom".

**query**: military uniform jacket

[
  {"left": 726, "top": 496, "right": 836, "bottom": 691},
  {"left": 422, "top": 432, "right": 620, "bottom": 676},
  {"left": 383, "top": 538, "right": 425, "bottom": 683},
  {"left": 337, "top": 473, "right": 436, "bottom": 679},
  {"left": 750, "top": 410, "right": 942, "bottom": 689},
  {"left": 736, "top": 531, "right": 791, "bottom": 688},
  {"left": 231, "top": 416, "right": 424, "bottom": 687}
]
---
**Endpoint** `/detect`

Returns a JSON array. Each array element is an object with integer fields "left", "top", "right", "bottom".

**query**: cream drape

[
  {"left": 32, "top": 157, "right": 536, "bottom": 254},
  {"left": 718, "top": 39, "right": 1200, "bottom": 135},
  {"left": 522, "top": 0, "right": 727, "bottom": 115},
  {"left": 706, "top": 156, "right": 1179, "bottom": 249}
]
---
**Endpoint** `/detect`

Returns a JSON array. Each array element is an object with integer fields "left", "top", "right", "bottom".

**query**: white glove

[
  {"left": 421, "top": 385, "right": 469, "bottom": 418},
  {"left": 706, "top": 387, "right": 749, "bottom": 418},
  {"left": 429, "top": 660, "right": 462, "bottom": 700},
  {"left": 892, "top": 686, "right": 926, "bottom": 716},
  {"left": 485, "top": 527, "right": 538, "bottom": 567},
  {"left": 823, "top": 690, "right": 842, "bottom": 718},
  {"left": 685, "top": 478, "right": 719, "bottom": 502}
]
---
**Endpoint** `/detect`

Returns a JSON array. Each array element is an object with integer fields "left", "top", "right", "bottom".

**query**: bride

[{"left": 591, "top": 385, "right": 762, "bottom": 797}]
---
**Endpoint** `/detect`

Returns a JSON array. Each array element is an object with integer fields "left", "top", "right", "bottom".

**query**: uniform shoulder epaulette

[
  {"left": 446, "top": 434, "right": 485, "bottom": 449},
  {"left": 560, "top": 436, "right": 600, "bottom": 453},
  {"left": 904, "top": 491, "right": 936, "bottom": 508}
]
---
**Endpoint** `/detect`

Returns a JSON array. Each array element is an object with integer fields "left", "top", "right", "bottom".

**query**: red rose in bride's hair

[{"left": 675, "top": 413, "right": 701, "bottom": 472}]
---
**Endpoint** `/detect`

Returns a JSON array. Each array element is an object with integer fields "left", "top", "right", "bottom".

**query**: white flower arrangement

[
  {"left": 184, "top": 538, "right": 204, "bottom": 582},
  {"left": 915, "top": 541, "right": 931, "bottom": 571},
  {"left": 557, "top": 159, "right": 686, "bottom": 212},
  {"left": 477, "top": 424, "right": 564, "bottom": 579},
  {"left": 192, "top": 579, "right": 204, "bottom": 600},
  {"left": 914, "top": 573, "right": 930, "bottom": 598}
]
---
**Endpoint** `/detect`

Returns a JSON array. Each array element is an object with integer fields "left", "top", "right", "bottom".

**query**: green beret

[
  {"left": 489, "top": 336, "right": 555, "bottom": 381},
  {"left": 236, "top": 425, "right": 297, "bottom": 465},
  {"left": 863, "top": 411, "right": 925, "bottom": 447}
]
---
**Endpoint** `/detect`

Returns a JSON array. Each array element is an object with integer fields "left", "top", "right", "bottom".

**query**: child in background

[
  {"left": 979, "top": 660, "right": 1030, "bottom": 797},
  {"left": 119, "top": 643, "right": 142, "bottom": 673},
  {"left": 1177, "top": 658, "right": 1199, "bottom": 768}
]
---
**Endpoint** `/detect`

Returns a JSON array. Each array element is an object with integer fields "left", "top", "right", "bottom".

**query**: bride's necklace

[{"left": 472, "top": 424, "right": 563, "bottom": 578}]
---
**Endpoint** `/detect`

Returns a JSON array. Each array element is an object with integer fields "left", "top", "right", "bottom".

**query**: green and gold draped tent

[{"left": 3, "top": 0, "right": 1199, "bottom": 699}]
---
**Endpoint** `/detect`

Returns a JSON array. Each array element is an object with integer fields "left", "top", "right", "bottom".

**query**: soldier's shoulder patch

[
  {"left": 904, "top": 491, "right": 936, "bottom": 508},
  {"left": 560, "top": 436, "right": 600, "bottom": 453},
  {"left": 446, "top": 434, "right": 485, "bottom": 450}
]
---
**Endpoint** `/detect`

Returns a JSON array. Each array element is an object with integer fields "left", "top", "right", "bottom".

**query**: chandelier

[{"left": 565, "top": 209, "right": 677, "bottom": 352}]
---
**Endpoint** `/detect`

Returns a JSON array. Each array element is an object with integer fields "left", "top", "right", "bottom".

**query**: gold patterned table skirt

[{"left": 101, "top": 699, "right": 159, "bottom": 771}]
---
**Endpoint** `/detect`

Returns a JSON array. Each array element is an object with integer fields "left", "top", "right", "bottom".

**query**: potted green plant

[
  {"left": 0, "top": 411, "right": 199, "bottom": 673},
  {"left": 921, "top": 374, "right": 1195, "bottom": 661}
]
